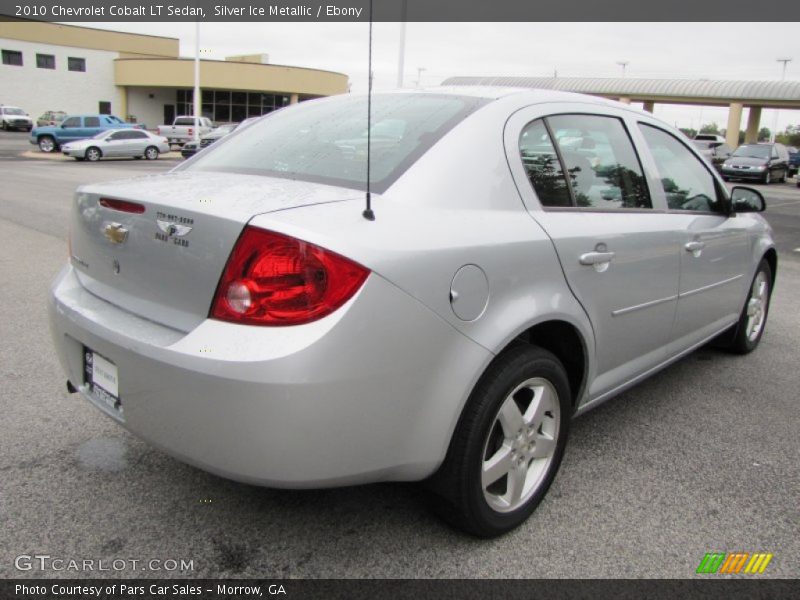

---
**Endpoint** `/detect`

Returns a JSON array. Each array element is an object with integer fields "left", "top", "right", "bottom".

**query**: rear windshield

[
  {"left": 183, "top": 93, "right": 488, "bottom": 193},
  {"left": 174, "top": 117, "right": 196, "bottom": 126}
]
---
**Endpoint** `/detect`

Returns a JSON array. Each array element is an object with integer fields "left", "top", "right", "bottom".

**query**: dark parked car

[
  {"left": 787, "top": 146, "right": 799, "bottom": 178},
  {"left": 720, "top": 143, "right": 790, "bottom": 184},
  {"left": 692, "top": 140, "right": 732, "bottom": 172}
]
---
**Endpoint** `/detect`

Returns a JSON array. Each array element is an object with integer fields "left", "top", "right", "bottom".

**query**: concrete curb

[{"left": 20, "top": 150, "right": 182, "bottom": 161}]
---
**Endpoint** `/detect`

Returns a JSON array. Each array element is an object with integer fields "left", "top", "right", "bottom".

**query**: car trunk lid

[{"left": 69, "top": 171, "right": 359, "bottom": 332}]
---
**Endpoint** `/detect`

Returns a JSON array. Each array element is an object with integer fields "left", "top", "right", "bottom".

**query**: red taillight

[
  {"left": 99, "top": 198, "right": 145, "bottom": 214},
  {"left": 210, "top": 227, "right": 369, "bottom": 326}
]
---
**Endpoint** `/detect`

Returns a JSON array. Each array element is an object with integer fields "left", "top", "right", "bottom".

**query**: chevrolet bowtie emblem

[{"left": 103, "top": 222, "right": 129, "bottom": 244}]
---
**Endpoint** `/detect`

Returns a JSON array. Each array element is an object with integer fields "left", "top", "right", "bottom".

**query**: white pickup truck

[{"left": 157, "top": 116, "right": 214, "bottom": 145}]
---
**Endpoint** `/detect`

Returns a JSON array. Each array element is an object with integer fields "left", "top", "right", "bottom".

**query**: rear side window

[
  {"left": 186, "top": 94, "right": 487, "bottom": 193},
  {"left": 84, "top": 117, "right": 101, "bottom": 127},
  {"left": 548, "top": 115, "right": 651, "bottom": 209},
  {"left": 519, "top": 115, "right": 651, "bottom": 209},
  {"left": 639, "top": 124, "right": 724, "bottom": 213},
  {"left": 519, "top": 119, "right": 571, "bottom": 207}
]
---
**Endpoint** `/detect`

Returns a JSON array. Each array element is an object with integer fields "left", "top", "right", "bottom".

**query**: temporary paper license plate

[{"left": 83, "top": 347, "right": 121, "bottom": 413}]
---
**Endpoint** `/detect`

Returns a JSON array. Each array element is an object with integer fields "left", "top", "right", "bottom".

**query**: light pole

[
  {"left": 397, "top": 0, "right": 407, "bottom": 87},
  {"left": 771, "top": 57, "right": 792, "bottom": 142},
  {"left": 616, "top": 61, "right": 629, "bottom": 78}
]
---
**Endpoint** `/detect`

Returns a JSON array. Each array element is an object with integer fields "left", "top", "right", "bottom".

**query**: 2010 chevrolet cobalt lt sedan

[{"left": 49, "top": 88, "right": 775, "bottom": 537}]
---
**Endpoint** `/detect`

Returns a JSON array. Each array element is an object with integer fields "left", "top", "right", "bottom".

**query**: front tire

[
  {"left": 144, "top": 146, "right": 159, "bottom": 160},
  {"left": 428, "top": 345, "right": 571, "bottom": 537},
  {"left": 38, "top": 136, "right": 56, "bottom": 153},
  {"left": 763, "top": 170, "right": 771, "bottom": 184},
  {"left": 85, "top": 147, "right": 102, "bottom": 162},
  {"left": 727, "top": 259, "right": 772, "bottom": 354}
]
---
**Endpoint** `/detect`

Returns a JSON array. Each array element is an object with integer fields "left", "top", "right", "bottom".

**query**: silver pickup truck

[{"left": 157, "top": 116, "right": 213, "bottom": 145}]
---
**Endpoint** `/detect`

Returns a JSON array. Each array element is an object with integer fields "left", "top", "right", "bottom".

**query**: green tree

[
  {"left": 699, "top": 122, "right": 720, "bottom": 135},
  {"left": 758, "top": 127, "right": 771, "bottom": 142}
]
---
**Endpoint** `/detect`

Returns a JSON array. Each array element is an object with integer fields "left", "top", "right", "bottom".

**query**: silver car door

[
  {"left": 634, "top": 123, "right": 750, "bottom": 350},
  {"left": 127, "top": 130, "right": 150, "bottom": 156},
  {"left": 102, "top": 131, "right": 127, "bottom": 157},
  {"left": 505, "top": 107, "right": 680, "bottom": 400}
]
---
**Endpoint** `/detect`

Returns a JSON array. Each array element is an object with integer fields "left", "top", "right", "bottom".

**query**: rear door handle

[{"left": 579, "top": 251, "right": 616, "bottom": 266}]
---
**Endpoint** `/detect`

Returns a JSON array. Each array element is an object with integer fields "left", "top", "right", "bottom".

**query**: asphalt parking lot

[{"left": 0, "top": 130, "right": 798, "bottom": 579}]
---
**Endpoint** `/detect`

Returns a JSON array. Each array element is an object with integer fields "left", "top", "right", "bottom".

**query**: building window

[
  {"left": 98, "top": 101, "right": 111, "bottom": 115},
  {"left": 67, "top": 57, "right": 86, "bottom": 72},
  {"left": 2, "top": 49, "right": 23, "bottom": 66},
  {"left": 36, "top": 53, "right": 55, "bottom": 69}
]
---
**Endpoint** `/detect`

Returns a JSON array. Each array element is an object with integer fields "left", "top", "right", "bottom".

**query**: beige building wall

[{"left": 115, "top": 58, "right": 348, "bottom": 97}]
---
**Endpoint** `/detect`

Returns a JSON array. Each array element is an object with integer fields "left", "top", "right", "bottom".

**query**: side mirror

[{"left": 731, "top": 186, "right": 766, "bottom": 213}]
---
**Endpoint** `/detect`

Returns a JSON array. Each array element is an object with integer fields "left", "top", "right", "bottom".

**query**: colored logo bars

[{"left": 696, "top": 552, "right": 773, "bottom": 574}]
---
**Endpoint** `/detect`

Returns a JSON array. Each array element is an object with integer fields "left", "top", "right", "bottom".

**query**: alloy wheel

[{"left": 481, "top": 377, "right": 560, "bottom": 513}]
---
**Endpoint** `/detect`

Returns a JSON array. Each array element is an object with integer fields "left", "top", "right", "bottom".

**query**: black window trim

[
  {"left": 35, "top": 53, "right": 55, "bottom": 69},
  {"left": 67, "top": 56, "right": 86, "bottom": 72},
  {"left": 2, "top": 49, "right": 23, "bottom": 66},
  {"left": 521, "top": 112, "right": 654, "bottom": 213},
  {"left": 637, "top": 121, "right": 731, "bottom": 216}
]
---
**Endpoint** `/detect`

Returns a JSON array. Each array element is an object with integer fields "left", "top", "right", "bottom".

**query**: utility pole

[
  {"left": 616, "top": 61, "right": 629, "bottom": 78},
  {"left": 193, "top": 20, "right": 201, "bottom": 141},
  {"left": 397, "top": 0, "right": 407, "bottom": 87},
  {"left": 771, "top": 57, "right": 792, "bottom": 142}
]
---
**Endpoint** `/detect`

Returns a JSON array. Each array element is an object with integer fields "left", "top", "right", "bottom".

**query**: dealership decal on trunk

[{"left": 155, "top": 212, "right": 194, "bottom": 247}]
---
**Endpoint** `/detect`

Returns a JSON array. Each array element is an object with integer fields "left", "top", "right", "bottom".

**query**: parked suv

[
  {"left": 721, "top": 142, "right": 790, "bottom": 184},
  {"left": 29, "top": 114, "right": 141, "bottom": 153},
  {"left": 0, "top": 105, "right": 33, "bottom": 131}
]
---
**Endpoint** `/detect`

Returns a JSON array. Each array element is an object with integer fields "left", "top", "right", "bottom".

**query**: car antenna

[{"left": 362, "top": 0, "right": 376, "bottom": 221}]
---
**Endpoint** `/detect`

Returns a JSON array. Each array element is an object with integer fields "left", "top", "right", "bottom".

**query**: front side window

[
  {"left": 84, "top": 117, "right": 100, "bottom": 127},
  {"left": 108, "top": 131, "right": 127, "bottom": 140},
  {"left": 2, "top": 49, "right": 23, "bottom": 66},
  {"left": 67, "top": 57, "right": 86, "bottom": 72},
  {"left": 36, "top": 54, "right": 55, "bottom": 69},
  {"left": 548, "top": 115, "right": 651, "bottom": 209},
  {"left": 61, "top": 117, "right": 80, "bottom": 128},
  {"left": 639, "top": 124, "right": 724, "bottom": 213},
  {"left": 519, "top": 119, "right": 571, "bottom": 207}
]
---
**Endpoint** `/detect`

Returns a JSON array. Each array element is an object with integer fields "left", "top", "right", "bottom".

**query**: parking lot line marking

[{"left": 768, "top": 200, "right": 800, "bottom": 208}]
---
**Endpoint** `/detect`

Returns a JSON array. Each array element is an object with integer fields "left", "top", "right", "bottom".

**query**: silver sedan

[
  {"left": 61, "top": 128, "right": 170, "bottom": 161},
  {"left": 49, "top": 88, "right": 775, "bottom": 536}
]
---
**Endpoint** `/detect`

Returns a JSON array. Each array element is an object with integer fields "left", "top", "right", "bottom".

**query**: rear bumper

[{"left": 49, "top": 265, "right": 490, "bottom": 488}]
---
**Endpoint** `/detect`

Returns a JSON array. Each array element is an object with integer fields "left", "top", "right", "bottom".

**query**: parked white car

[
  {"left": 61, "top": 129, "right": 170, "bottom": 161},
  {"left": 0, "top": 105, "right": 33, "bottom": 131}
]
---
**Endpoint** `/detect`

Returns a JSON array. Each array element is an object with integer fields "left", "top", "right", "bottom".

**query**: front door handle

[
  {"left": 579, "top": 251, "right": 616, "bottom": 266},
  {"left": 684, "top": 241, "right": 706, "bottom": 256}
]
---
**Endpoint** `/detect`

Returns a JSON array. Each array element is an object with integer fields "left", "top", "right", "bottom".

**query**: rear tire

[
  {"left": 144, "top": 146, "right": 159, "bottom": 160},
  {"left": 727, "top": 259, "right": 772, "bottom": 354},
  {"left": 427, "top": 345, "right": 571, "bottom": 537},
  {"left": 85, "top": 147, "right": 102, "bottom": 162}
]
